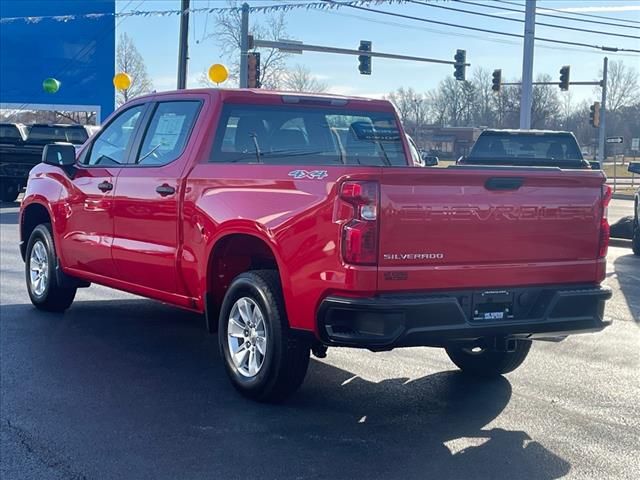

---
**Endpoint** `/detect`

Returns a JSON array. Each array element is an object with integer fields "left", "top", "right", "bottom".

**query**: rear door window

[
  {"left": 211, "top": 104, "right": 407, "bottom": 166},
  {"left": 134, "top": 101, "right": 201, "bottom": 166}
]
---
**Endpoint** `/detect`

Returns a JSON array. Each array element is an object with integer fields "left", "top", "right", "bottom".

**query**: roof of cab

[
  {"left": 481, "top": 128, "right": 574, "bottom": 136},
  {"left": 135, "top": 88, "right": 394, "bottom": 110}
]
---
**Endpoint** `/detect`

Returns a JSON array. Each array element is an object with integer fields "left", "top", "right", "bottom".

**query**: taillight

[
  {"left": 598, "top": 184, "right": 612, "bottom": 258},
  {"left": 341, "top": 181, "right": 379, "bottom": 265}
]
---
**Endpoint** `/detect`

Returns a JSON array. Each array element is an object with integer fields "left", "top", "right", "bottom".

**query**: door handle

[
  {"left": 98, "top": 181, "right": 113, "bottom": 192},
  {"left": 156, "top": 184, "right": 176, "bottom": 196},
  {"left": 485, "top": 177, "right": 524, "bottom": 191}
]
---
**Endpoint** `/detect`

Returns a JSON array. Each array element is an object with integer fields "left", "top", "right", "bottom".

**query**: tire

[
  {"left": 218, "top": 270, "right": 310, "bottom": 402},
  {"left": 0, "top": 180, "right": 20, "bottom": 203},
  {"left": 445, "top": 339, "right": 532, "bottom": 377},
  {"left": 25, "top": 223, "right": 76, "bottom": 312},
  {"left": 633, "top": 209, "right": 640, "bottom": 256}
]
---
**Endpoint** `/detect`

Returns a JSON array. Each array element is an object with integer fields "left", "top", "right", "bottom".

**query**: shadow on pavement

[
  {"left": 613, "top": 253, "right": 640, "bottom": 323},
  {"left": 1, "top": 299, "right": 571, "bottom": 479}
]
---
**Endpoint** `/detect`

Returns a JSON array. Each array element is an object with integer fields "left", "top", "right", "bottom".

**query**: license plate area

[{"left": 472, "top": 290, "right": 515, "bottom": 321}]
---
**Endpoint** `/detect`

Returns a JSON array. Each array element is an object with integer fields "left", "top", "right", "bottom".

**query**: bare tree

[
  {"left": 198, "top": 70, "right": 216, "bottom": 88},
  {"left": 427, "top": 86, "right": 448, "bottom": 126},
  {"left": 386, "top": 87, "right": 416, "bottom": 125},
  {"left": 560, "top": 90, "right": 573, "bottom": 127},
  {"left": 281, "top": 65, "right": 328, "bottom": 93},
  {"left": 601, "top": 60, "right": 640, "bottom": 113},
  {"left": 492, "top": 86, "right": 521, "bottom": 128},
  {"left": 213, "top": 1, "right": 291, "bottom": 88},
  {"left": 116, "top": 33, "right": 153, "bottom": 106},
  {"left": 531, "top": 74, "right": 561, "bottom": 129},
  {"left": 53, "top": 111, "right": 96, "bottom": 125},
  {"left": 471, "top": 67, "right": 495, "bottom": 127},
  {"left": 380, "top": 59, "right": 638, "bottom": 152},
  {"left": 386, "top": 87, "right": 429, "bottom": 141},
  {"left": 197, "top": 69, "right": 237, "bottom": 88},
  {"left": 433, "top": 77, "right": 468, "bottom": 126}
]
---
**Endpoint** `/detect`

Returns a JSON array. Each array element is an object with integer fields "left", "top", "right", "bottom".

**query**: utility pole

[
  {"left": 598, "top": 57, "right": 608, "bottom": 163},
  {"left": 177, "top": 0, "right": 190, "bottom": 89},
  {"left": 519, "top": 0, "right": 536, "bottom": 129},
  {"left": 239, "top": 3, "right": 250, "bottom": 88}
]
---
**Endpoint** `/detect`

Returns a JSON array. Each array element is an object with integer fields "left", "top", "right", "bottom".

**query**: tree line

[{"left": 386, "top": 61, "right": 639, "bottom": 153}]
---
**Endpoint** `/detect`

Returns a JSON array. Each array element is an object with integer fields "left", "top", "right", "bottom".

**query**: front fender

[{"left": 20, "top": 167, "right": 64, "bottom": 259}]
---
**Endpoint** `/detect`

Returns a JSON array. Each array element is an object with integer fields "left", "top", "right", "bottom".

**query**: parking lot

[{"left": 1, "top": 199, "right": 638, "bottom": 480}]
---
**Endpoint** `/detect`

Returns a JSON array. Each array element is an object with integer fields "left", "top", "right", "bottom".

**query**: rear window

[
  {"left": 0, "top": 125, "right": 23, "bottom": 142},
  {"left": 210, "top": 104, "right": 407, "bottom": 166},
  {"left": 468, "top": 133, "right": 583, "bottom": 166},
  {"left": 27, "top": 126, "right": 88, "bottom": 144}
]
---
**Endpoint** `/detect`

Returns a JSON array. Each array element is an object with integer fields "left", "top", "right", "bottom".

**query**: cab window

[
  {"left": 85, "top": 105, "right": 145, "bottom": 166},
  {"left": 134, "top": 101, "right": 201, "bottom": 166}
]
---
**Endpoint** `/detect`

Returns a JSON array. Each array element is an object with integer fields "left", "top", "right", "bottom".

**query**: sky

[{"left": 117, "top": 0, "right": 640, "bottom": 104}]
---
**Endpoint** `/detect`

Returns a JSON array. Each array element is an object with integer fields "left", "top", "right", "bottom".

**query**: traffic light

[
  {"left": 492, "top": 69, "right": 502, "bottom": 92},
  {"left": 559, "top": 65, "right": 570, "bottom": 91},
  {"left": 589, "top": 101, "right": 601, "bottom": 128},
  {"left": 358, "top": 40, "right": 372, "bottom": 75},
  {"left": 248, "top": 52, "right": 261, "bottom": 88},
  {"left": 454, "top": 49, "right": 466, "bottom": 81}
]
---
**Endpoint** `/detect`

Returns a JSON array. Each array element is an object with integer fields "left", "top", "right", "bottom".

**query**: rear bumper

[{"left": 317, "top": 284, "right": 612, "bottom": 349}]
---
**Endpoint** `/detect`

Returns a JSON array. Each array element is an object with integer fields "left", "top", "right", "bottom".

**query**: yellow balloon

[
  {"left": 113, "top": 72, "right": 132, "bottom": 91},
  {"left": 208, "top": 64, "right": 229, "bottom": 84}
]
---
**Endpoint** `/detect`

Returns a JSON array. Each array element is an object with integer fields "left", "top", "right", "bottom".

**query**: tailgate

[{"left": 378, "top": 167, "right": 605, "bottom": 291}]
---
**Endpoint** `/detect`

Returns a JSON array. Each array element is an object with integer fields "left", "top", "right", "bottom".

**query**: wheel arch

[
  {"left": 20, "top": 201, "right": 52, "bottom": 261},
  {"left": 204, "top": 230, "right": 289, "bottom": 333}
]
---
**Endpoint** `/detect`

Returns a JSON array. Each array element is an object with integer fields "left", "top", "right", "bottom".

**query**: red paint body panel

[
  {"left": 51, "top": 164, "right": 120, "bottom": 277},
  {"left": 19, "top": 88, "right": 608, "bottom": 336},
  {"left": 183, "top": 164, "right": 380, "bottom": 331}
]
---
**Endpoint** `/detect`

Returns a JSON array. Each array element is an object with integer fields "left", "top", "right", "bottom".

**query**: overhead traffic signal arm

[{"left": 250, "top": 38, "right": 470, "bottom": 77}]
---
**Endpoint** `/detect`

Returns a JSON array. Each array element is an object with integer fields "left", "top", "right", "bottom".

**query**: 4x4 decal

[{"left": 288, "top": 170, "right": 328, "bottom": 180}]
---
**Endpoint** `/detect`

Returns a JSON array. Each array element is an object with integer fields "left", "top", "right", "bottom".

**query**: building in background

[
  {"left": 421, "top": 126, "right": 483, "bottom": 159},
  {"left": 0, "top": 0, "right": 115, "bottom": 123}
]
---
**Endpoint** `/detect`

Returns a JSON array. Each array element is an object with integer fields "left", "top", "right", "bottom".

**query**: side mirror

[
  {"left": 42, "top": 142, "right": 76, "bottom": 167},
  {"left": 628, "top": 162, "right": 640, "bottom": 175},
  {"left": 421, "top": 153, "right": 439, "bottom": 167},
  {"left": 589, "top": 161, "right": 601, "bottom": 170}
]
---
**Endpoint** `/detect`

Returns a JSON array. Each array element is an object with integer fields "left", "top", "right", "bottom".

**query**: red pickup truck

[{"left": 20, "top": 89, "right": 612, "bottom": 402}]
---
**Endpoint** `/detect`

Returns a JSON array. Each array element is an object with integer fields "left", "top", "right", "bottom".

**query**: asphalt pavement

[{"left": 1, "top": 199, "right": 638, "bottom": 480}]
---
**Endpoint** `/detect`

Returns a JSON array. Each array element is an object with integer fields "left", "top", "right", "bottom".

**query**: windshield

[
  {"left": 469, "top": 133, "right": 583, "bottom": 164},
  {"left": 27, "top": 126, "right": 88, "bottom": 144},
  {"left": 0, "top": 125, "right": 23, "bottom": 142},
  {"left": 211, "top": 104, "right": 407, "bottom": 166}
]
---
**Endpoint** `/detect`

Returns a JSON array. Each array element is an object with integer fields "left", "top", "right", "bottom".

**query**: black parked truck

[
  {"left": 459, "top": 129, "right": 592, "bottom": 169},
  {"left": 0, "top": 123, "right": 93, "bottom": 202}
]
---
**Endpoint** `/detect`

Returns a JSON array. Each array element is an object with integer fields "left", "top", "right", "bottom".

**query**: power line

[
  {"left": 314, "top": 6, "right": 640, "bottom": 59},
  {"left": 454, "top": 0, "right": 640, "bottom": 30},
  {"left": 492, "top": 0, "right": 640, "bottom": 26},
  {"left": 323, "top": 1, "right": 640, "bottom": 54},
  {"left": 409, "top": 0, "right": 640, "bottom": 40}
]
